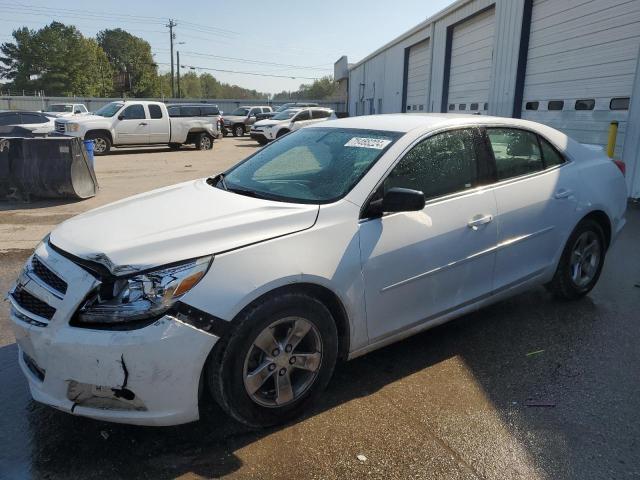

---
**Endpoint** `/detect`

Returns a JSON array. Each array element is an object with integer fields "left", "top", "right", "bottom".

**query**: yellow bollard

[{"left": 607, "top": 121, "right": 619, "bottom": 158}]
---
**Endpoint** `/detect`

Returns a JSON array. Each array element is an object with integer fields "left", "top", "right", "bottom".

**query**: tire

[
  {"left": 546, "top": 218, "right": 606, "bottom": 300},
  {"left": 207, "top": 293, "right": 338, "bottom": 428},
  {"left": 256, "top": 138, "right": 268, "bottom": 146},
  {"left": 233, "top": 124, "right": 245, "bottom": 137},
  {"left": 195, "top": 133, "right": 213, "bottom": 150},
  {"left": 276, "top": 129, "right": 289, "bottom": 139},
  {"left": 168, "top": 143, "right": 182, "bottom": 150},
  {"left": 85, "top": 132, "right": 111, "bottom": 155}
]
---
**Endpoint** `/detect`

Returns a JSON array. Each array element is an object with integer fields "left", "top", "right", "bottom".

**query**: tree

[
  {"left": 273, "top": 76, "right": 338, "bottom": 101},
  {"left": 0, "top": 22, "right": 113, "bottom": 96},
  {"left": 97, "top": 28, "right": 159, "bottom": 97},
  {"left": 179, "top": 71, "right": 201, "bottom": 98}
]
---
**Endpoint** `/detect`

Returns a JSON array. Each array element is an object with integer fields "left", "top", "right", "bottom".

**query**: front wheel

[
  {"left": 546, "top": 219, "right": 606, "bottom": 300},
  {"left": 195, "top": 133, "right": 213, "bottom": 150},
  {"left": 207, "top": 293, "right": 338, "bottom": 428},
  {"left": 85, "top": 132, "right": 111, "bottom": 155},
  {"left": 233, "top": 124, "right": 245, "bottom": 137}
]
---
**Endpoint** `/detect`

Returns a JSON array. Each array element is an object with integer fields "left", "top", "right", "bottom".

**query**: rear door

[
  {"left": 360, "top": 128, "right": 498, "bottom": 341},
  {"left": 114, "top": 104, "right": 148, "bottom": 144},
  {"left": 146, "top": 103, "right": 169, "bottom": 143},
  {"left": 483, "top": 127, "right": 578, "bottom": 290}
]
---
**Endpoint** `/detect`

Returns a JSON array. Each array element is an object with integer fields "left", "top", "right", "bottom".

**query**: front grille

[
  {"left": 54, "top": 122, "right": 65, "bottom": 133},
  {"left": 11, "top": 288, "right": 56, "bottom": 320},
  {"left": 32, "top": 256, "right": 68, "bottom": 294}
]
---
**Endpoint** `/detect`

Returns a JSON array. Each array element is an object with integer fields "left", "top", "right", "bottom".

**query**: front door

[
  {"left": 360, "top": 128, "right": 498, "bottom": 342},
  {"left": 114, "top": 104, "right": 148, "bottom": 144}
]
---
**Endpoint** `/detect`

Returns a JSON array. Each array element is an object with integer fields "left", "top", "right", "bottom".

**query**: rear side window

[
  {"left": 121, "top": 104, "right": 146, "bottom": 120},
  {"left": 201, "top": 106, "right": 219, "bottom": 116},
  {"left": 384, "top": 128, "right": 478, "bottom": 201},
  {"left": 539, "top": 137, "right": 565, "bottom": 168},
  {"left": 311, "top": 110, "right": 331, "bottom": 119},
  {"left": 181, "top": 106, "right": 200, "bottom": 116},
  {"left": 20, "top": 113, "right": 46, "bottom": 124},
  {"left": 0, "top": 112, "right": 21, "bottom": 125},
  {"left": 167, "top": 106, "right": 180, "bottom": 117},
  {"left": 148, "top": 104, "right": 163, "bottom": 119},
  {"left": 487, "top": 128, "right": 543, "bottom": 180}
]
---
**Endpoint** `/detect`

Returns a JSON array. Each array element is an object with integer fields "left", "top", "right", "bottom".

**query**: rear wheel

[
  {"left": 195, "top": 133, "right": 213, "bottom": 150},
  {"left": 85, "top": 132, "right": 110, "bottom": 155},
  {"left": 233, "top": 124, "right": 245, "bottom": 137},
  {"left": 546, "top": 219, "right": 606, "bottom": 300},
  {"left": 207, "top": 293, "right": 338, "bottom": 428}
]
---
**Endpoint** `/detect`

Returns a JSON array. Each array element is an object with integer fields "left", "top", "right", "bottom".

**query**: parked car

[
  {"left": 43, "top": 103, "right": 89, "bottom": 117},
  {"left": 255, "top": 102, "right": 319, "bottom": 121},
  {"left": 9, "top": 114, "right": 627, "bottom": 428},
  {"left": 222, "top": 106, "right": 272, "bottom": 137},
  {"left": 0, "top": 110, "right": 56, "bottom": 134},
  {"left": 167, "top": 103, "right": 224, "bottom": 139},
  {"left": 54, "top": 101, "right": 220, "bottom": 154},
  {"left": 250, "top": 107, "right": 336, "bottom": 144}
]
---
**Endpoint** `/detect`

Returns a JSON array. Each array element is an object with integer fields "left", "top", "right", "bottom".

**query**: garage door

[
  {"left": 405, "top": 39, "right": 430, "bottom": 112},
  {"left": 521, "top": 0, "right": 640, "bottom": 157},
  {"left": 447, "top": 8, "right": 496, "bottom": 114}
]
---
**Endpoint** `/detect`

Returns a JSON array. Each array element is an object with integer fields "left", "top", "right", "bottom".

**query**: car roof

[{"left": 313, "top": 113, "right": 553, "bottom": 133}]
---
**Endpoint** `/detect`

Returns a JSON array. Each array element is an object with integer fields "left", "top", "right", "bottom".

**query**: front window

[
  {"left": 230, "top": 108, "right": 249, "bottom": 116},
  {"left": 218, "top": 127, "right": 401, "bottom": 203},
  {"left": 272, "top": 109, "right": 300, "bottom": 120},
  {"left": 95, "top": 102, "right": 124, "bottom": 118},
  {"left": 49, "top": 104, "right": 72, "bottom": 112}
]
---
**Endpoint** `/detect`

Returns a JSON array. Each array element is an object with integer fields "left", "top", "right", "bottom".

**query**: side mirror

[
  {"left": 117, "top": 114, "right": 124, "bottom": 120},
  {"left": 366, "top": 187, "right": 425, "bottom": 217}
]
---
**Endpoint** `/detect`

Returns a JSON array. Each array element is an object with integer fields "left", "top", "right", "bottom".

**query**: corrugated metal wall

[{"left": 346, "top": 0, "right": 640, "bottom": 197}]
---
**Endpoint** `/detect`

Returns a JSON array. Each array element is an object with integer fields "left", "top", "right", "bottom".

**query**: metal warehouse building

[{"left": 334, "top": 0, "right": 640, "bottom": 198}]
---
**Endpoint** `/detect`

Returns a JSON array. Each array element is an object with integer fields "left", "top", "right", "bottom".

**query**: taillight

[{"left": 613, "top": 160, "right": 626, "bottom": 176}]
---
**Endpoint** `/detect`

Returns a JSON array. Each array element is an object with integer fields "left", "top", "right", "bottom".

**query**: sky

[{"left": 0, "top": 0, "right": 454, "bottom": 95}]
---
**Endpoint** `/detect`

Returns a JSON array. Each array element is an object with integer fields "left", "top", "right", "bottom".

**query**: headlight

[
  {"left": 77, "top": 256, "right": 212, "bottom": 325},
  {"left": 66, "top": 123, "right": 80, "bottom": 132}
]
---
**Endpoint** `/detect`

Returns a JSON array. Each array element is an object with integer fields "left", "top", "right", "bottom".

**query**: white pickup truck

[{"left": 54, "top": 101, "right": 220, "bottom": 155}]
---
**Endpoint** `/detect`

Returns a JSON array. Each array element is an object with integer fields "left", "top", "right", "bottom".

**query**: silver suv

[{"left": 222, "top": 106, "right": 273, "bottom": 137}]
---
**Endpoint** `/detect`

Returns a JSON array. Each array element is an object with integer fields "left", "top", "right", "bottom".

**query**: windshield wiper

[
  {"left": 226, "top": 186, "right": 273, "bottom": 200},
  {"left": 207, "top": 173, "right": 227, "bottom": 191}
]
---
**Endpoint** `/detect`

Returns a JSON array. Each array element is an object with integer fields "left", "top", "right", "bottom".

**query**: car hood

[
  {"left": 254, "top": 119, "right": 283, "bottom": 128},
  {"left": 55, "top": 114, "right": 106, "bottom": 124},
  {"left": 50, "top": 178, "right": 319, "bottom": 275},
  {"left": 223, "top": 115, "right": 246, "bottom": 123}
]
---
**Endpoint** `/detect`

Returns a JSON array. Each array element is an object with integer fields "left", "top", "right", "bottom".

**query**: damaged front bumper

[{"left": 9, "top": 241, "right": 219, "bottom": 426}]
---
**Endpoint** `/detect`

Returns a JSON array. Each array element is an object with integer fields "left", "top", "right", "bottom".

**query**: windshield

[
  {"left": 95, "top": 102, "right": 124, "bottom": 118},
  {"left": 220, "top": 127, "right": 402, "bottom": 203},
  {"left": 272, "top": 109, "right": 300, "bottom": 120},
  {"left": 275, "top": 104, "right": 293, "bottom": 112},
  {"left": 49, "top": 105, "right": 72, "bottom": 112},
  {"left": 230, "top": 108, "right": 249, "bottom": 116}
]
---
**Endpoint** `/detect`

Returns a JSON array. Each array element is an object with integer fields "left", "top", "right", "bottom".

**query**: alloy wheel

[
  {"left": 243, "top": 317, "right": 322, "bottom": 408},
  {"left": 569, "top": 231, "right": 601, "bottom": 287}
]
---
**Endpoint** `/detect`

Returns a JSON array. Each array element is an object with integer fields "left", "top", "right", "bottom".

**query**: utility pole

[
  {"left": 166, "top": 19, "right": 177, "bottom": 98},
  {"left": 177, "top": 51, "right": 181, "bottom": 98}
]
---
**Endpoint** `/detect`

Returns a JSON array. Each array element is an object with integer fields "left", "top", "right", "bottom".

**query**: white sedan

[{"left": 9, "top": 114, "right": 627, "bottom": 427}]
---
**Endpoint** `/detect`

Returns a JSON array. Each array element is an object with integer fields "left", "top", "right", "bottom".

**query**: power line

[
  {"left": 164, "top": 50, "right": 332, "bottom": 71},
  {"left": 156, "top": 62, "right": 320, "bottom": 81}
]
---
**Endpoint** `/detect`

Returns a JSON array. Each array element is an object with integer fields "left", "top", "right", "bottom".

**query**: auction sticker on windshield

[{"left": 344, "top": 137, "right": 392, "bottom": 150}]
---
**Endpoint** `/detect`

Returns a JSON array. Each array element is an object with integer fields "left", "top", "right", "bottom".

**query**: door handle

[
  {"left": 139, "top": 122, "right": 148, "bottom": 126},
  {"left": 467, "top": 214, "right": 493, "bottom": 231},
  {"left": 554, "top": 189, "right": 573, "bottom": 199}
]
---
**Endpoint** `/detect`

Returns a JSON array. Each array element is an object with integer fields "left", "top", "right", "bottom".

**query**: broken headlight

[{"left": 77, "top": 256, "right": 212, "bottom": 325}]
